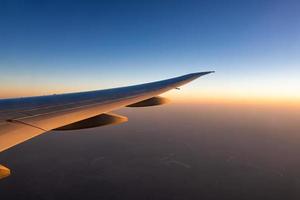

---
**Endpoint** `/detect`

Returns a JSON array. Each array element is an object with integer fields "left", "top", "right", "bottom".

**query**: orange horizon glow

[{"left": 1, "top": 87, "right": 300, "bottom": 109}]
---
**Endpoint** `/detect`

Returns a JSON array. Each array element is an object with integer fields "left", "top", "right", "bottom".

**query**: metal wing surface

[{"left": 0, "top": 72, "right": 214, "bottom": 153}]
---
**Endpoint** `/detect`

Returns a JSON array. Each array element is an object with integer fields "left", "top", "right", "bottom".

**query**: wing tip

[
  {"left": 194, "top": 71, "right": 215, "bottom": 76},
  {"left": 185, "top": 71, "right": 215, "bottom": 80}
]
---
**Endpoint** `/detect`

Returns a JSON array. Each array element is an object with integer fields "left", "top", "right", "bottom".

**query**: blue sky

[{"left": 1, "top": 0, "right": 300, "bottom": 101}]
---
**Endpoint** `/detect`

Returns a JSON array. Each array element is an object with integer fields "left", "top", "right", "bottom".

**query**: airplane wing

[{"left": 0, "top": 71, "right": 214, "bottom": 178}]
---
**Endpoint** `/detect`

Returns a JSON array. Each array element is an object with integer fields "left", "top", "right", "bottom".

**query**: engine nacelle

[
  {"left": 126, "top": 96, "right": 170, "bottom": 107},
  {"left": 54, "top": 113, "right": 128, "bottom": 131},
  {"left": 0, "top": 165, "right": 10, "bottom": 179}
]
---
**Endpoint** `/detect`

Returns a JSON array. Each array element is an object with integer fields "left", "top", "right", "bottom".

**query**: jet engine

[
  {"left": 54, "top": 113, "right": 128, "bottom": 131},
  {"left": 0, "top": 165, "right": 10, "bottom": 179}
]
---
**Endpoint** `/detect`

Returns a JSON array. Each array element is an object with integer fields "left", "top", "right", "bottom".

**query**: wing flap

[{"left": 0, "top": 121, "right": 45, "bottom": 152}]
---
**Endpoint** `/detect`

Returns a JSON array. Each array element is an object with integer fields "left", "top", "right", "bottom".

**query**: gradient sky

[{"left": 1, "top": 0, "right": 300, "bottom": 103}]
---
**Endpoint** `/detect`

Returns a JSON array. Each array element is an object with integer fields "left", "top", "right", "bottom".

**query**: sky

[
  {"left": 1, "top": 0, "right": 300, "bottom": 104},
  {"left": 1, "top": 2, "right": 300, "bottom": 198}
]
